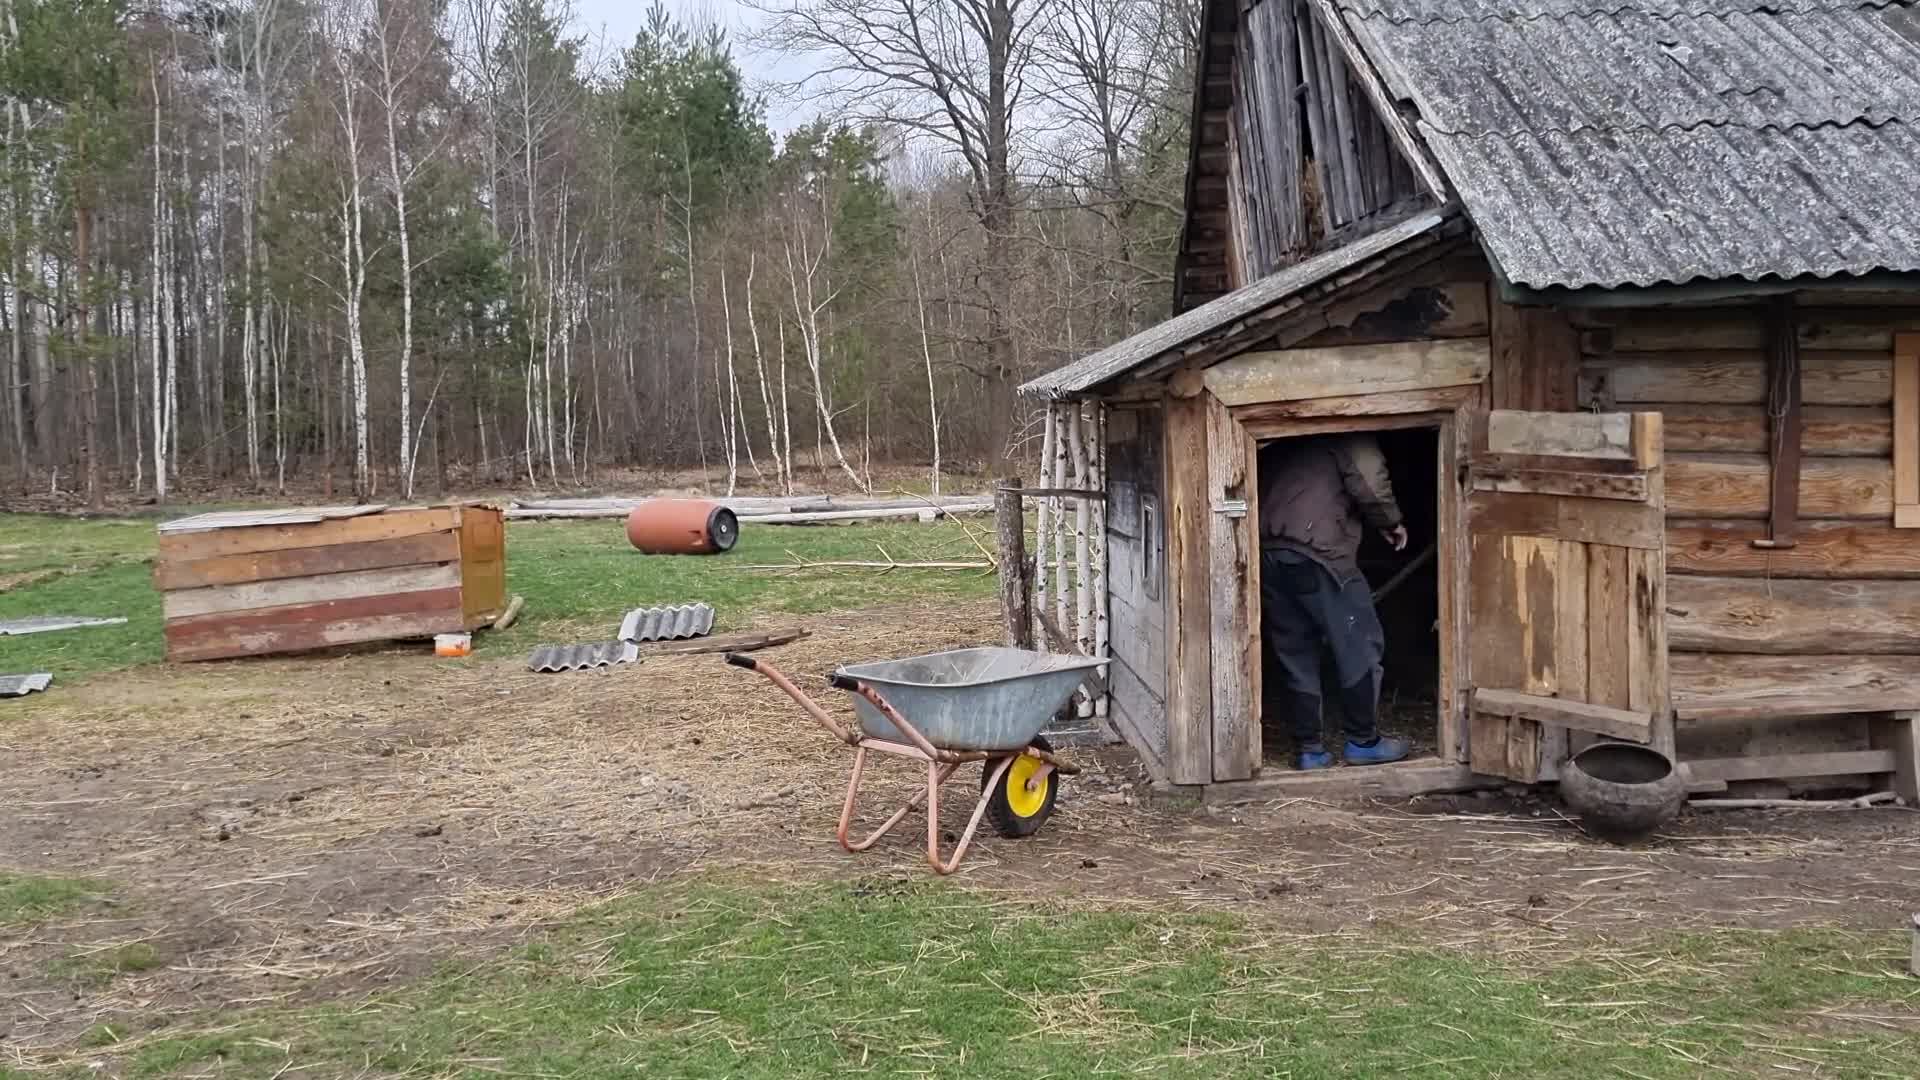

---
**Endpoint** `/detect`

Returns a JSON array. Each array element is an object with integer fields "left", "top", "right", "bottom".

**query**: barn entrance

[{"left": 1254, "top": 424, "right": 1445, "bottom": 769}]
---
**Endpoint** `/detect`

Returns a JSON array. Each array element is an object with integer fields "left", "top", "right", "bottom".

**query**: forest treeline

[{"left": 0, "top": 0, "right": 1196, "bottom": 503}]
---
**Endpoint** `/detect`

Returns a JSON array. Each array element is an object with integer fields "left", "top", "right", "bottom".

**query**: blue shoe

[
  {"left": 1344, "top": 736, "right": 1410, "bottom": 766},
  {"left": 1296, "top": 744, "right": 1335, "bottom": 771}
]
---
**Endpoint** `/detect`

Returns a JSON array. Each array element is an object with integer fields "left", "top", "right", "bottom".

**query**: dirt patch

[{"left": 3, "top": 597, "right": 1916, "bottom": 1059}]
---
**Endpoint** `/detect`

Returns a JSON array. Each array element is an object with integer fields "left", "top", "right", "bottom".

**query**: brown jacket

[{"left": 1259, "top": 434, "right": 1403, "bottom": 584}]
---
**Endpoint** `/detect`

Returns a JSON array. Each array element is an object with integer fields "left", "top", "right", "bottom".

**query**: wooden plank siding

[
  {"left": 1104, "top": 406, "right": 1171, "bottom": 779},
  {"left": 154, "top": 505, "right": 504, "bottom": 662}
]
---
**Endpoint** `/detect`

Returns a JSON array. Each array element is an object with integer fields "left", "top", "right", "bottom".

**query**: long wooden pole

[{"left": 995, "top": 479, "right": 1033, "bottom": 649}]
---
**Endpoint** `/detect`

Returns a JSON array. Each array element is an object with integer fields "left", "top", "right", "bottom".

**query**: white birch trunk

[
  {"left": 1052, "top": 402, "right": 1071, "bottom": 639},
  {"left": 1091, "top": 404, "right": 1109, "bottom": 717},
  {"left": 910, "top": 250, "right": 941, "bottom": 498},
  {"left": 149, "top": 77, "right": 167, "bottom": 502},
  {"left": 718, "top": 262, "right": 740, "bottom": 495},
  {"left": 381, "top": 56, "right": 417, "bottom": 497},
  {"left": 783, "top": 226, "right": 862, "bottom": 492},
  {"left": 776, "top": 314, "right": 793, "bottom": 495},
  {"left": 744, "top": 253, "right": 783, "bottom": 488}
]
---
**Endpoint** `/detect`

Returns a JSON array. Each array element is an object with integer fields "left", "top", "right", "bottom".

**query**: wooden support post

[
  {"left": 995, "top": 481, "right": 1033, "bottom": 650},
  {"left": 1895, "top": 334, "right": 1920, "bottom": 529},
  {"left": 1759, "top": 297, "right": 1803, "bottom": 548},
  {"left": 1873, "top": 710, "right": 1920, "bottom": 804}
]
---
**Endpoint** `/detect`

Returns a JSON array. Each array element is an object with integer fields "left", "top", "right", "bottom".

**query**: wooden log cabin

[{"left": 1018, "top": 0, "right": 1920, "bottom": 800}]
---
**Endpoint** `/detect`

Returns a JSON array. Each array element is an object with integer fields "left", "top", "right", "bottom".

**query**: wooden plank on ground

[
  {"left": 1205, "top": 395, "right": 1258, "bottom": 781},
  {"left": 1486, "top": 410, "right": 1632, "bottom": 460},
  {"left": 1164, "top": 393, "right": 1214, "bottom": 785},
  {"left": 1469, "top": 491, "right": 1663, "bottom": 549},
  {"left": 1668, "top": 520, "right": 1920, "bottom": 578},
  {"left": 1671, "top": 653, "right": 1920, "bottom": 721},
  {"left": 162, "top": 563, "right": 462, "bottom": 621},
  {"left": 1595, "top": 350, "right": 1891, "bottom": 407},
  {"left": 164, "top": 587, "right": 466, "bottom": 662},
  {"left": 1669, "top": 576, "right": 1920, "bottom": 655},
  {"left": 1201, "top": 761, "right": 1485, "bottom": 804},
  {"left": 1472, "top": 688, "right": 1652, "bottom": 743},
  {"left": 1683, "top": 749, "right": 1898, "bottom": 784},
  {"left": 156, "top": 508, "right": 459, "bottom": 562},
  {"left": 1203, "top": 338, "right": 1491, "bottom": 406},
  {"left": 1666, "top": 454, "right": 1891, "bottom": 519},
  {"left": 1659, "top": 404, "right": 1890, "bottom": 456},
  {"left": 153, "top": 531, "right": 460, "bottom": 591},
  {"left": 1471, "top": 467, "right": 1648, "bottom": 502}
]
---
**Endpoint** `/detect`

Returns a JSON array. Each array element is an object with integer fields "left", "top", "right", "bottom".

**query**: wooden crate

[{"left": 154, "top": 504, "right": 508, "bottom": 662}]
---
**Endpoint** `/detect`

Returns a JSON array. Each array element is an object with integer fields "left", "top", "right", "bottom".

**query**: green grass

[
  {"left": 0, "top": 513, "right": 997, "bottom": 683},
  {"left": 48, "top": 942, "right": 162, "bottom": 988},
  {"left": 0, "top": 871, "right": 108, "bottom": 926},
  {"left": 103, "top": 880, "right": 1919, "bottom": 1079}
]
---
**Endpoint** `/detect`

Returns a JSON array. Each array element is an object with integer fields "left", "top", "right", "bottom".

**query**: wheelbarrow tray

[{"left": 834, "top": 646, "right": 1109, "bottom": 751}]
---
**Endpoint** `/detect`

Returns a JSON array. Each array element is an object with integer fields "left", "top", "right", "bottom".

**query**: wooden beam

[
  {"left": 1668, "top": 520, "right": 1920, "bottom": 578},
  {"left": 1471, "top": 467, "right": 1649, "bottom": 502},
  {"left": 163, "top": 588, "right": 466, "bottom": 662},
  {"left": 1203, "top": 338, "right": 1491, "bottom": 407},
  {"left": 1486, "top": 410, "right": 1632, "bottom": 460},
  {"left": 1895, "top": 333, "right": 1920, "bottom": 526},
  {"left": 1669, "top": 576, "right": 1920, "bottom": 655},
  {"left": 1205, "top": 395, "right": 1259, "bottom": 780},
  {"left": 1659, "top": 404, "right": 1890, "bottom": 457},
  {"left": 1666, "top": 454, "right": 1892, "bottom": 519},
  {"left": 1164, "top": 394, "right": 1214, "bottom": 785},
  {"left": 1201, "top": 761, "right": 1487, "bottom": 804},
  {"left": 1590, "top": 350, "right": 1891, "bottom": 407},
  {"left": 1671, "top": 653, "right": 1920, "bottom": 722},
  {"left": 155, "top": 507, "right": 460, "bottom": 562},
  {"left": 1763, "top": 297, "right": 1804, "bottom": 545},
  {"left": 153, "top": 531, "right": 461, "bottom": 591},
  {"left": 1489, "top": 301, "right": 1580, "bottom": 412},
  {"left": 1683, "top": 750, "right": 1898, "bottom": 784},
  {"left": 1232, "top": 385, "right": 1480, "bottom": 427},
  {"left": 1472, "top": 688, "right": 1653, "bottom": 743},
  {"left": 1469, "top": 491, "right": 1664, "bottom": 550}
]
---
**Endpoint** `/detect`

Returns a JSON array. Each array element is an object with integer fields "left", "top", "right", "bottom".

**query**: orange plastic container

[
  {"left": 625, "top": 500, "right": 740, "bottom": 554},
  {"left": 434, "top": 633, "right": 472, "bottom": 657}
]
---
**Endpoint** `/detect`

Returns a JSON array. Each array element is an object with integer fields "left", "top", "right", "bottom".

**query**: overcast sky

[{"left": 571, "top": 0, "right": 822, "bottom": 132}]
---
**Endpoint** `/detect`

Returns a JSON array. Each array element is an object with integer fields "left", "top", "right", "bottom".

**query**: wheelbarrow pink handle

[{"left": 725, "top": 653, "right": 856, "bottom": 745}]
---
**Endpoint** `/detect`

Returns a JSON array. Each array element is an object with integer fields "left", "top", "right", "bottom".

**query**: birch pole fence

[{"left": 994, "top": 400, "right": 1111, "bottom": 719}]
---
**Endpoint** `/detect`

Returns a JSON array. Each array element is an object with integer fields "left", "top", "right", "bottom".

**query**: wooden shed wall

[
  {"left": 1577, "top": 297, "right": 1920, "bottom": 774},
  {"left": 1104, "top": 406, "right": 1171, "bottom": 778}
]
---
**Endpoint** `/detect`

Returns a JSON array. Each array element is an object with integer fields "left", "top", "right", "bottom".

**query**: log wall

[{"left": 1579, "top": 300, "right": 1920, "bottom": 778}]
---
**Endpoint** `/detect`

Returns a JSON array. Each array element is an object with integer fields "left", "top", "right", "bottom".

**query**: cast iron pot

[{"left": 1559, "top": 742, "right": 1685, "bottom": 845}]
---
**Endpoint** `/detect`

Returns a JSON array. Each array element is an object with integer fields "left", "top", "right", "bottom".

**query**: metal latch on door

[{"left": 1212, "top": 498, "right": 1248, "bottom": 518}]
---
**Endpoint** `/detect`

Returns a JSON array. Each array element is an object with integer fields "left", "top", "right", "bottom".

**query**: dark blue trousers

[{"left": 1260, "top": 548, "right": 1384, "bottom": 747}]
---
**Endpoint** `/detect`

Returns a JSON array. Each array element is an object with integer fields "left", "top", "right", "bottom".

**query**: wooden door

[{"left": 1466, "top": 410, "right": 1671, "bottom": 781}]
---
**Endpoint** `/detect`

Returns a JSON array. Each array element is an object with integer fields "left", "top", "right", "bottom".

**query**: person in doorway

[{"left": 1259, "top": 434, "right": 1411, "bottom": 770}]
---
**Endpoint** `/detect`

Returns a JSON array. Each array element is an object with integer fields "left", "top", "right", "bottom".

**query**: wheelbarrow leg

[
  {"left": 926, "top": 753, "right": 1016, "bottom": 875},
  {"left": 838, "top": 745, "right": 961, "bottom": 854}
]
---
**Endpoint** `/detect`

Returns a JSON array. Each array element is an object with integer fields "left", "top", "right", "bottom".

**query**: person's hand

[{"left": 1383, "top": 525, "right": 1408, "bottom": 551}]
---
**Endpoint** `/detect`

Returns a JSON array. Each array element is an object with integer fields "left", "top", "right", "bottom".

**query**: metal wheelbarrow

[{"left": 726, "top": 646, "right": 1109, "bottom": 874}]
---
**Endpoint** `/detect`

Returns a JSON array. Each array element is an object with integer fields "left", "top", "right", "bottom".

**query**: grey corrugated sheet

[
  {"left": 159, "top": 505, "right": 387, "bottom": 533},
  {"left": 1342, "top": 0, "right": 1920, "bottom": 289},
  {"left": 618, "top": 603, "right": 714, "bottom": 643},
  {"left": 527, "top": 641, "right": 641, "bottom": 673},
  {"left": 0, "top": 673, "right": 53, "bottom": 697},
  {"left": 1022, "top": 211, "right": 1454, "bottom": 399},
  {"left": 0, "top": 616, "right": 127, "bottom": 636}
]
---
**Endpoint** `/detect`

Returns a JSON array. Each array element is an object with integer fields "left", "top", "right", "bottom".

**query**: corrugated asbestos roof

[
  {"left": 1343, "top": 0, "right": 1920, "bottom": 288},
  {"left": 526, "top": 641, "right": 641, "bottom": 673},
  {"left": 1021, "top": 211, "right": 1454, "bottom": 398},
  {"left": 618, "top": 603, "right": 715, "bottom": 643}
]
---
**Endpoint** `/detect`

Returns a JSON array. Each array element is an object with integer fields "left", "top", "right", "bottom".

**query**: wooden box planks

[{"left": 155, "top": 505, "right": 508, "bottom": 662}]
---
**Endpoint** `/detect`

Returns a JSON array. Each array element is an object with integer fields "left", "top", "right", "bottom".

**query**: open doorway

[{"left": 1256, "top": 424, "right": 1444, "bottom": 768}]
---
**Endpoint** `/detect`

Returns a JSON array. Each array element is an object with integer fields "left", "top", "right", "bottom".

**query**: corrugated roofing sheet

[
  {"left": 159, "top": 505, "right": 388, "bottom": 533},
  {"left": 1022, "top": 211, "right": 1455, "bottom": 398},
  {"left": 0, "top": 673, "right": 53, "bottom": 697},
  {"left": 619, "top": 603, "right": 715, "bottom": 643},
  {"left": 526, "top": 641, "right": 641, "bottom": 673},
  {"left": 1343, "top": 0, "right": 1920, "bottom": 288}
]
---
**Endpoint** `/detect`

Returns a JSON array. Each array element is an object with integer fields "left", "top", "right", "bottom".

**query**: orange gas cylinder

[{"left": 625, "top": 499, "right": 740, "bottom": 554}]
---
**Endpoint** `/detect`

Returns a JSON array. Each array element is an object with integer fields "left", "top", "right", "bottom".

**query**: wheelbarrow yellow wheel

[{"left": 981, "top": 736, "right": 1059, "bottom": 839}]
